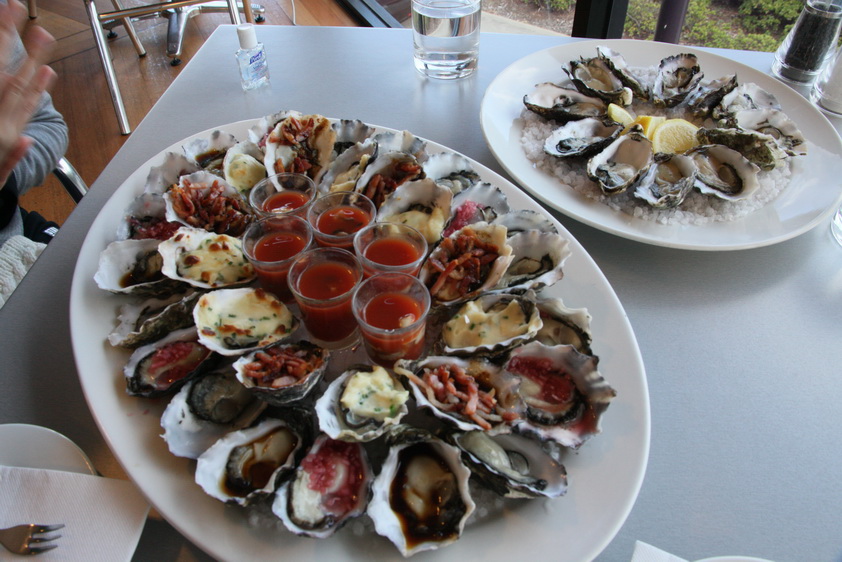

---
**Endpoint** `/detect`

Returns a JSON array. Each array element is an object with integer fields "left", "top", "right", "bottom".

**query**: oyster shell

[
  {"left": 371, "top": 129, "right": 428, "bottom": 162},
  {"left": 232, "top": 340, "right": 329, "bottom": 406},
  {"left": 376, "top": 178, "right": 453, "bottom": 245},
  {"left": 439, "top": 292, "right": 543, "bottom": 356},
  {"left": 355, "top": 150, "right": 425, "bottom": 209},
  {"left": 419, "top": 222, "right": 514, "bottom": 305},
  {"left": 163, "top": 171, "right": 251, "bottom": 236},
  {"left": 421, "top": 151, "right": 481, "bottom": 194},
  {"left": 273, "top": 434, "right": 373, "bottom": 539},
  {"left": 193, "top": 288, "right": 298, "bottom": 356},
  {"left": 317, "top": 138, "right": 378, "bottom": 194},
  {"left": 696, "top": 127, "right": 786, "bottom": 171},
  {"left": 543, "top": 116, "right": 623, "bottom": 158},
  {"left": 315, "top": 365, "right": 409, "bottom": 442},
  {"left": 182, "top": 129, "right": 237, "bottom": 174},
  {"left": 452, "top": 430, "right": 568, "bottom": 499},
  {"left": 444, "top": 182, "right": 510, "bottom": 238},
  {"left": 123, "top": 326, "right": 213, "bottom": 397},
  {"left": 368, "top": 428, "right": 475, "bottom": 557},
  {"left": 195, "top": 417, "right": 307, "bottom": 506},
  {"left": 683, "top": 74, "right": 738, "bottom": 119},
  {"left": 505, "top": 341, "right": 616, "bottom": 449},
  {"left": 652, "top": 53, "right": 704, "bottom": 107},
  {"left": 523, "top": 82, "right": 607, "bottom": 122},
  {"left": 108, "top": 290, "right": 202, "bottom": 349},
  {"left": 394, "top": 355, "right": 523, "bottom": 432},
  {"left": 158, "top": 227, "right": 255, "bottom": 289},
  {"left": 263, "top": 113, "right": 336, "bottom": 182},
  {"left": 713, "top": 82, "right": 781, "bottom": 121},
  {"left": 498, "top": 230, "right": 570, "bottom": 292},
  {"left": 566, "top": 56, "right": 633, "bottom": 105},
  {"left": 586, "top": 128, "right": 654, "bottom": 195},
  {"left": 633, "top": 152, "right": 697, "bottom": 209},
  {"left": 222, "top": 140, "right": 266, "bottom": 194},
  {"left": 688, "top": 144, "right": 761, "bottom": 201},
  {"left": 331, "top": 118, "right": 375, "bottom": 156},
  {"left": 160, "top": 365, "right": 267, "bottom": 459},
  {"left": 490, "top": 209, "right": 558, "bottom": 236},
  {"left": 534, "top": 296, "right": 593, "bottom": 356},
  {"left": 143, "top": 152, "right": 200, "bottom": 194},
  {"left": 730, "top": 108, "right": 807, "bottom": 157},
  {"left": 94, "top": 238, "right": 187, "bottom": 298},
  {"left": 597, "top": 46, "right": 649, "bottom": 100},
  {"left": 116, "top": 193, "right": 181, "bottom": 241}
]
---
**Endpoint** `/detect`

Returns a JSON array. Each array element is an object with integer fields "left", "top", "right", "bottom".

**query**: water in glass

[{"left": 412, "top": 0, "right": 481, "bottom": 79}]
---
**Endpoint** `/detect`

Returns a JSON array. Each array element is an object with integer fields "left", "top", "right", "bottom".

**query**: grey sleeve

[{"left": 13, "top": 90, "right": 68, "bottom": 196}]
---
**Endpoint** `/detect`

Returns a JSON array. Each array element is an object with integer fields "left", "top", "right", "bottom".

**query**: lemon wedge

[
  {"left": 606, "top": 103, "right": 635, "bottom": 127},
  {"left": 633, "top": 115, "right": 666, "bottom": 138},
  {"left": 651, "top": 118, "right": 700, "bottom": 154}
]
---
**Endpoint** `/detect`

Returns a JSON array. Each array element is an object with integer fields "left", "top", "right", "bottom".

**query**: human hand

[{"left": 0, "top": 0, "right": 56, "bottom": 187}]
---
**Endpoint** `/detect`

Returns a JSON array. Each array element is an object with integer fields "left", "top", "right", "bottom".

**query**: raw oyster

[
  {"left": 159, "top": 227, "right": 255, "bottom": 289},
  {"left": 444, "top": 182, "right": 510, "bottom": 237},
  {"left": 439, "top": 292, "right": 542, "bottom": 356},
  {"left": 163, "top": 171, "right": 251, "bottom": 236},
  {"left": 505, "top": 341, "right": 616, "bottom": 449},
  {"left": 633, "top": 152, "right": 697, "bottom": 208},
  {"left": 491, "top": 209, "right": 558, "bottom": 236},
  {"left": 263, "top": 113, "right": 336, "bottom": 182},
  {"left": 419, "top": 222, "right": 514, "bottom": 305},
  {"left": 315, "top": 365, "right": 409, "bottom": 442},
  {"left": 108, "top": 290, "right": 202, "bottom": 349},
  {"left": 713, "top": 82, "right": 781, "bottom": 121},
  {"left": 116, "top": 192, "right": 181, "bottom": 241},
  {"left": 394, "top": 355, "right": 523, "bottom": 432},
  {"left": 596, "top": 46, "right": 648, "bottom": 100},
  {"left": 566, "top": 56, "right": 633, "bottom": 105},
  {"left": 123, "top": 326, "right": 213, "bottom": 397},
  {"left": 523, "top": 83, "right": 607, "bottom": 122},
  {"left": 688, "top": 144, "right": 761, "bottom": 201},
  {"left": 730, "top": 108, "right": 807, "bottom": 156},
  {"left": 534, "top": 296, "right": 593, "bottom": 356},
  {"left": 160, "top": 365, "right": 267, "bottom": 459},
  {"left": 421, "top": 151, "right": 481, "bottom": 194},
  {"left": 317, "top": 138, "right": 378, "bottom": 194},
  {"left": 182, "top": 129, "right": 237, "bottom": 174},
  {"left": 652, "top": 53, "right": 703, "bottom": 107},
  {"left": 193, "top": 288, "right": 298, "bottom": 356},
  {"left": 273, "top": 434, "right": 373, "bottom": 539},
  {"left": 222, "top": 140, "right": 266, "bottom": 194},
  {"left": 368, "top": 428, "right": 475, "bottom": 557},
  {"left": 195, "top": 417, "right": 307, "bottom": 506},
  {"left": 355, "top": 150, "right": 425, "bottom": 208},
  {"left": 232, "top": 340, "right": 329, "bottom": 406},
  {"left": 94, "top": 238, "right": 187, "bottom": 298},
  {"left": 543, "top": 116, "right": 623, "bottom": 158},
  {"left": 696, "top": 127, "right": 786, "bottom": 171},
  {"left": 586, "top": 128, "right": 654, "bottom": 195},
  {"left": 376, "top": 178, "right": 453, "bottom": 244},
  {"left": 451, "top": 430, "right": 568, "bottom": 499},
  {"left": 498, "top": 230, "right": 570, "bottom": 292},
  {"left": 683, "top": 74, "right": 738, "bottom": 119}
]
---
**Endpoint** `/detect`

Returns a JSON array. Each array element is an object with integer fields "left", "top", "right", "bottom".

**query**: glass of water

[{"left": 412, "top": 0, "right": 481, "bottom": 79}]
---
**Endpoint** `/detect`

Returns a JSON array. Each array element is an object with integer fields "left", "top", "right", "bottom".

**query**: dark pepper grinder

[{"left": 772, "top": 0, "right": 842, "bottom": 84}]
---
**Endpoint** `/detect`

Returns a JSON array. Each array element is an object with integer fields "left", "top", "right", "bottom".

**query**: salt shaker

[{"left": 772, "top": 0, "right": 842, "bottom": 84}]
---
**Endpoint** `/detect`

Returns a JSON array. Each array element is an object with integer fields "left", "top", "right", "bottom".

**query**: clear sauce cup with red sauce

[
  {"left": 307, "top": 192, "right": 376, "bottom": 251},
  {"left": 352, "top": 272, "right": 431, "bottom": 367},
  {"left": 353, "top": 222, "right": 428, "bottom": 278},
  {"left": 249, "top": 173, "right": 316, "bottom": 219},
  {"left": 287, "top": 247, "right": 363, "bottom": 349},
  {"left": 242, "top": 215, "right": 313, "bottom": 302}
]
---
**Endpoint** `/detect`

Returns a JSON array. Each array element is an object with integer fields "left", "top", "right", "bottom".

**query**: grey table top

[{"left": 1, "top": 25, "right": 840, "bottom": 561}]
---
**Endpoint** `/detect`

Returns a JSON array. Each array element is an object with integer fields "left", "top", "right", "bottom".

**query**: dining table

[{"left": 1, "top": 24, "right": 840, "bottom": 562}]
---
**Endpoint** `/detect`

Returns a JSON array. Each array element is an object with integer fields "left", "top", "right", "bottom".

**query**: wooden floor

[{"left": 19, "top": 0, "right": 359, "bottom": 225}]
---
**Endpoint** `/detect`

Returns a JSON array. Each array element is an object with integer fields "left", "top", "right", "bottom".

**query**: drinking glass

[
  {"left": 249, "top": 172, "right": 316, "bottom": 218},
  {"left": 412, "top": 0, "right": 481, "bottom": 79},
  {"left": 287, "top": 247, "right": 363, "bottom": 348},
  {"left": 352, "top": 272, "right": 431, "bottom": 367},
  {"left": 307, "top": 191, "right": 376, "bottom": 251},
  {"left": 353, "top": 223, "right": 428, "bottom": 278},
  {"left": 242, "top": 215, "right": 313, "bottom": 302}
]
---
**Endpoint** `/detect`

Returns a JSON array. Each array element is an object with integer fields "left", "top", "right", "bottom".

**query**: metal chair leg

[
  {"left": 85, "top": 0, "right": 132, "bottom": 135},
  {"left": 110, "top": 0, "right": 146, "bottom": 57},
  {"left": 27, "top": 0, "right": 37, "bottom": 19}
]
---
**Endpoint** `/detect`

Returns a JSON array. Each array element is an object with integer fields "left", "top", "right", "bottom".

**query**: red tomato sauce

[
  {"left": 262, "top": 190, "right": 310, "bottom": 213},
  {"left": 364, "top": 237, "right": 421, "bottom": 267},
  {"left": 316, "top": 206, "right": 370, "bottom": 236}
]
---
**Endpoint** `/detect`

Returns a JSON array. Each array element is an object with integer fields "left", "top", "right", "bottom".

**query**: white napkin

[
  {"left": 631, "top": 541, "right": 689, "bottom": 562},
  {"left": 0, "top": 466, "right": 150, "bottom": 561}
]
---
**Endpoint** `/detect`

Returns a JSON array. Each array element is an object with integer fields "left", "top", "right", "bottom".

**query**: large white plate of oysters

[
  {"left": 481, "top": 38, "right": 842, "bottom": 251},
  {"left": 69, "top": 114, "right": 649, "bottom": 561}
]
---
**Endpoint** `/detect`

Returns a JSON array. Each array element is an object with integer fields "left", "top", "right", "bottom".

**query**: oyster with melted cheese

[{"left": 159, "top": 227, "right": 255, "bottom": 289}]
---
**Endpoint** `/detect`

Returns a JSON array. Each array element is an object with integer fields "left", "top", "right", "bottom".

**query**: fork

[{"left": 0, "top": 524, "right": 64, "bottom": 555}]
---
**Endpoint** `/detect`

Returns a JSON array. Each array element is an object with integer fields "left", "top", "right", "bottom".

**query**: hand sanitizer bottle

[{"left": 235, "top": 24, "right": 270, "bottom": 91}]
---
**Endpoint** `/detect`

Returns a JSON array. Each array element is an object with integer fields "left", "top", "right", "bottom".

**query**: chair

[
  {"left": 83, "top": 0, "right": 264, "bottom": 136},
  {"left": 53, "top": 157, "right": 88, "bottom": 204}
]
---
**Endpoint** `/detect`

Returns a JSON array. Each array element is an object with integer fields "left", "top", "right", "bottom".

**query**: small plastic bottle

[{"left": 235, "top": 24, "right": 270, "bottom": 91}]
